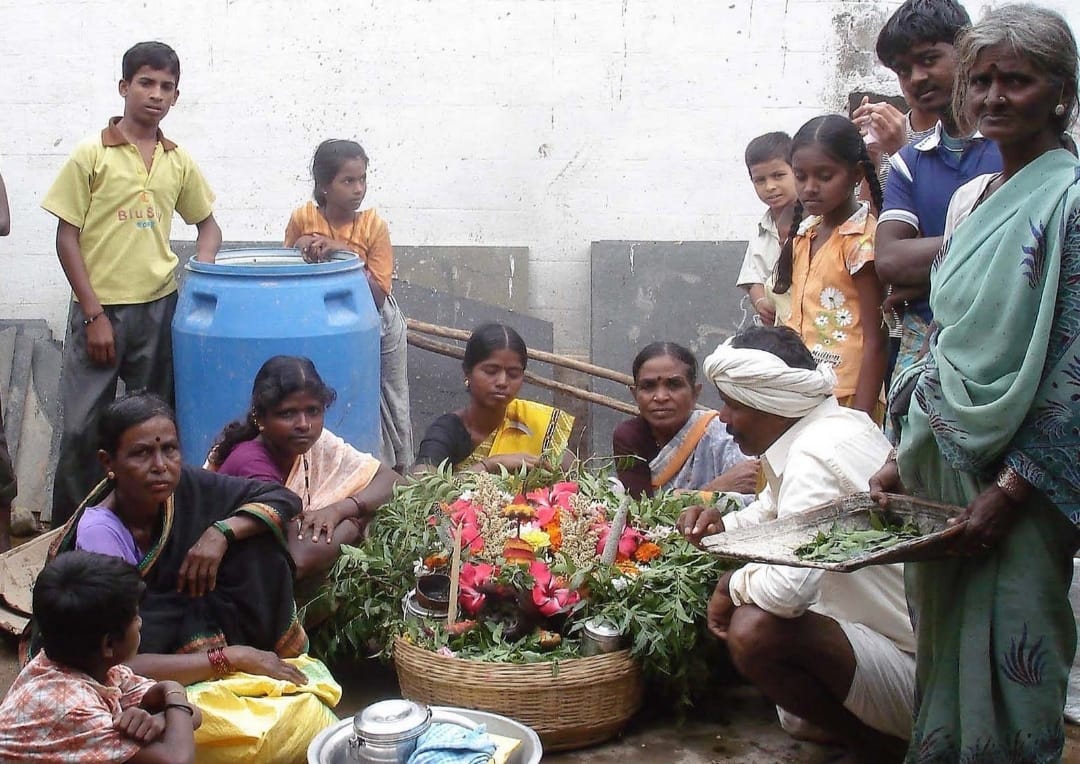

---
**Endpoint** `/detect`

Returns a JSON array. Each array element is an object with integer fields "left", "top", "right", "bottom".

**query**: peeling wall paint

[{"left": 0, "top": 0, "right": 1077, "bottom": 355}]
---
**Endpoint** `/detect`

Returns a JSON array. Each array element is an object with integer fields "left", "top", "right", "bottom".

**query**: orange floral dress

[{"left": 784, "top": 203, "right": 877, "bottom": 399}]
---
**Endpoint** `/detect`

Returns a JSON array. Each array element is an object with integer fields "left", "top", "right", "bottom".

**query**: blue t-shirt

[{"left": 880, "top": 124, "right": 1003, "bottom": 321}]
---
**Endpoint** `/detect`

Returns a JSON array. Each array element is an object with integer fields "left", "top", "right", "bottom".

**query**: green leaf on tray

[{"left": 792, "top": 512, "right": 923, "bottom": 562}]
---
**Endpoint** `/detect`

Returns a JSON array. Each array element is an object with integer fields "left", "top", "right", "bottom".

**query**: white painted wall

[{"left": 1, "top": 0, "right": 1077, "bottom": 354}]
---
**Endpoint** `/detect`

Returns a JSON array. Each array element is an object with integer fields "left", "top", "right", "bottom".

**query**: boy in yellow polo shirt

[{"left": 43, "top": 41, "right": 221, "bottom": 525}]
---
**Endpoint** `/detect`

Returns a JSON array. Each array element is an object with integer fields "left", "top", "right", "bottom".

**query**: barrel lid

[
  {"left": 185, "top": 248, "right": 363, "bottom": 276},
  {"left": 352, "top": 699, "right": 432, "bottom": 743}
]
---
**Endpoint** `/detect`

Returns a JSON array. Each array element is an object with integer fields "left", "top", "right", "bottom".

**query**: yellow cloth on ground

[{"left": 186, "top": 654, "right": 341, "bottom": 764}]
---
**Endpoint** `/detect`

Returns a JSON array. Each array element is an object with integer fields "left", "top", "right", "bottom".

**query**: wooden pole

[
  {"left": 406, "top": 332, "right": 640, "bottom": 416},
  {"left": 407, "top": 318, "right": 635, "bottom": 386}
]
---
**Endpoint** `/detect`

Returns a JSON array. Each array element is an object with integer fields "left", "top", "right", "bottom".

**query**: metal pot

[
  {"left": 580, "top": 618, "right": 624, "bottom": 656},
  {"left": 348, "top": 699, "right": 432, "bottom": 763},
  {"left": 403, "top": 590, "right": 446, "bottom": 626}
]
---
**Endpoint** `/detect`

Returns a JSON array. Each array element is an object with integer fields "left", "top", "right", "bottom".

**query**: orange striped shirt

[{"left": 284, "top": 201, "right": 394, "bottom": 294}]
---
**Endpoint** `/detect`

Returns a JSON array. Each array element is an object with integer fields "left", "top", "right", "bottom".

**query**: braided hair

[
  {"left": 773, "top": 115, "right": 884, "bottom": 294},
  {"left": 209, "top": 355, "right": 338, "bottom": 466}
]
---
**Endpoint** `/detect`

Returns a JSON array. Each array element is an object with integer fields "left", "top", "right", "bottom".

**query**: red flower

[
  {"left": 458, "top": 562, "right": 495, "bottom": 616},
  {"left": 595, "top": 524, "right": 645, "bottom": 561},
  {"left": 529, "top": 561, "right": 581, "bottom": 617}
]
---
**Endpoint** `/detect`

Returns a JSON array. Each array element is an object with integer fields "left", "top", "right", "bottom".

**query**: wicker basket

[{"left": 393, "top": 637, "right": 644, "bottom": 751}]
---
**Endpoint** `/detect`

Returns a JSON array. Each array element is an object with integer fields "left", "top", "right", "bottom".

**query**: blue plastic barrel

[{"left": 172, "top": 248, "right": 381, "bottom": 464}]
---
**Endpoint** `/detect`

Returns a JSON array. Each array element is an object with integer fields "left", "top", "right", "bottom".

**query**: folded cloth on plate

[{"left": 407, "top": 722, "right": 496, "bottom": 764}]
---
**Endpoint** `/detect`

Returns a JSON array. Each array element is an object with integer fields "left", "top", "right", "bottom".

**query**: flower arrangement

[{"left": 312, "top": 464, "right": 736, "bottom": 708}]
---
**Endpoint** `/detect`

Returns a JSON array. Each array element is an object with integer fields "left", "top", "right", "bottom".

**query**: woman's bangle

[
  {"left": 212, "top": 520, "right": 235, "bottom": 544},
  {"left": 164, "top": 703, "right": 195, "bottom": 716},
  {"left": 207, "top": 646, "right": 233, "bottom": 677},
  {"left": 347, "top": 495, "right": 368, "bottom": 517},
  {"left": 753, "top": 297, "right": 768, "bottom": 307},
  {"left": 164, "top": 690, "right": 187, "bottom": 698},
  {"left": 996, "top": 465, "right": 1030, "bottom": 503}
]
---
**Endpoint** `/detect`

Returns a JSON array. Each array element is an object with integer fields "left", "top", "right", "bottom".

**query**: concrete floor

[{"left": 3, "top": 633, "right": 1080, "bottom": 762}]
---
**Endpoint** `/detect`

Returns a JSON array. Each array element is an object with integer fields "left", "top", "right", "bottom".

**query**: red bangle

[{"left": 207, "top": 647, "right": 233, "bottom": 677}]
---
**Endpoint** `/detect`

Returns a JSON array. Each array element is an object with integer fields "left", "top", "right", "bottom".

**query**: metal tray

[
  {"left": 307, "top": 705, "right": 542, "bottom": 764},
  {"left": 701, "top": 492, "right": 966, "bottom": 572}
]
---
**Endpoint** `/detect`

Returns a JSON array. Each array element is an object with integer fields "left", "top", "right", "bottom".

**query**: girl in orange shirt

[
  {"left": 285, "top": 140, "right": 412, "bottom": 471},
  {"left": 773, "top": 115, "right": 886, "bottom": 419}
]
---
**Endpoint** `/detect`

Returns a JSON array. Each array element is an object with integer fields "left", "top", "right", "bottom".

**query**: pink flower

[
  {"left": 447, "top": 500, "right": 483, "bottom": 554},
  {"left": 529, "top": 560, "right": 581, "bottom": 617},
  {"left": 527, "top": 482, "right": 578, "bottom": 512},
  {"left": 595, "top": 524, "right": 645, "bottom": 561},
  {"left": 458, "top": 562, "right": 496, "bottom": 616}
]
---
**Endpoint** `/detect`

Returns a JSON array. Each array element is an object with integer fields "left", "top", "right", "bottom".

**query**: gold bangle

[{"left": 996, "top": 466, "right": 1029, "bottom": 503}]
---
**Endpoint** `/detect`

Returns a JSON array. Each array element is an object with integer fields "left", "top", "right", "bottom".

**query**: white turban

[{"left": 702, "top": 338, "right": 837, "bottom": 418}]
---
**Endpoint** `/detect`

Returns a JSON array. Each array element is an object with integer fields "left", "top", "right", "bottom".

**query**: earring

[
  {"left": 107, "top": 471, "right": 116, "bottom": 481},
  {"left": 464, "top": 379, "right": 470, "bottom": 388},
  {"left": 258, "top": 424, "right": 265, "bottom": 432},
  {"left": 1055, "top": 103, "right": 1067, "bottom": 116}
]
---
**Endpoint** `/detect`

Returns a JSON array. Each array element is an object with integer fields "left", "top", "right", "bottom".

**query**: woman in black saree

[{"left": 37, "top": 391, "right": 307, "bottom": 680}]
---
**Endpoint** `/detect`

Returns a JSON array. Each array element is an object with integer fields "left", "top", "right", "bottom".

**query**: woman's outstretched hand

[
  {"left": 475, "top": 453, "right": 541, "bottom": 473},
  {"left": 297, "top": 502, "right": 354, "bottom": 544},
  {"left": 224, "top": 646, "right": 309, "bottom": 685},
  {"left": 704, "top": 459, "right": 761, "bottom": 495},
  {"left": 178, "top": 529, "right": 228, "bottom": 597},
  {"left": 868, "top": 458, "right": 905, "bottom": 507}
]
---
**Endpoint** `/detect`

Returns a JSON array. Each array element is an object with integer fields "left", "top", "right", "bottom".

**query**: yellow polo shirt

[{"left": 42, "top": 118, "right": 215, "bottom": 305}]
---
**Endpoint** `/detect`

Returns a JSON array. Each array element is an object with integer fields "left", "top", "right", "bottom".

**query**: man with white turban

[{"left": 676, "top": 326, "right": 914, "bottom": 764}]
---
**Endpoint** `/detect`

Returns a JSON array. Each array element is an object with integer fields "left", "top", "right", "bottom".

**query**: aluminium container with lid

[{"left": 348, "top": 699, "right": 432, "bottom": 763}]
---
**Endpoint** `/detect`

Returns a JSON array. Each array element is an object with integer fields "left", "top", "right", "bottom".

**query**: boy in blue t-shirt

[{"left": 871, "top": 0, "right": 1002, "bottom": 386}]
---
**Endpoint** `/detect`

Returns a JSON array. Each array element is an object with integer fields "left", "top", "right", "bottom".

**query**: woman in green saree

[{"left": 871, "top": 7, "right": 1080, "bottom": 761}]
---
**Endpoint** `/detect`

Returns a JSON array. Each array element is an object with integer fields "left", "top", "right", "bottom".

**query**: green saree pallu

[{"left": 893, "top": 150, "right": 1080, "bottom": 763}]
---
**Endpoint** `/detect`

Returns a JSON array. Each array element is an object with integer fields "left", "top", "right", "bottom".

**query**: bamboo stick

[
  {"left": 407, "top": 332, "right": 640, "bottom": 416},
  {"left": 406, "top": 318, "right": 635, "bottom": 386},
  {"left": 447, "top": 524, "right": 462, "bottom": 628}
]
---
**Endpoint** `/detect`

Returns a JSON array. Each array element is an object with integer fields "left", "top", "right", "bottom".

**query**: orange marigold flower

[
  {"left": 424, "top": 553, "right": 449, "bottom": 569},
  {"left": 615, "top": 559, "right": 640, "bottom": 576},
  {"left": 547, "top": 525, "right": 563, "bottom": 552},
  {"left": 634, "top": 541, "right": 662, "bottom": 563},
  {"left": 502, "top": 503, "right": 537, "bottom": 521}
]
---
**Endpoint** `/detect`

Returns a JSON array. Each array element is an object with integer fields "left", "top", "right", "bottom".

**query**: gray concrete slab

[
  {"left": 589, "top": 240, "right": 753, "bottom": 455},
  {"left": 395, "top": 245, "right": 529, "bottom": 313}
]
